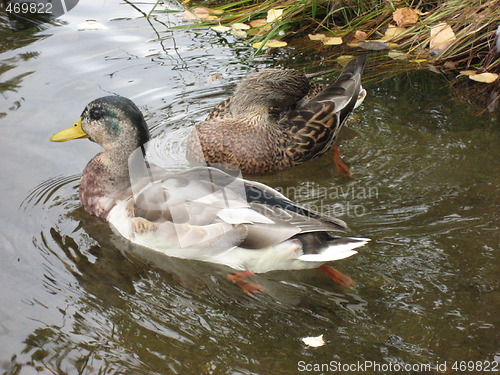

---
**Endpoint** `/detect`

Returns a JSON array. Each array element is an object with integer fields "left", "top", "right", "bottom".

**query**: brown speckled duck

[
  {"left": 50, "top": 96, "right": 369, "bottom": 293},
  {"left": 187, "top": 55, "right": 367, "bottom": 175}
]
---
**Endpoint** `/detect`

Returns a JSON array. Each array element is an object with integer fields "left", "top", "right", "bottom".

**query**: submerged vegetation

[{"left": 162, "top": 0, "right": 499, "bottom": 113}]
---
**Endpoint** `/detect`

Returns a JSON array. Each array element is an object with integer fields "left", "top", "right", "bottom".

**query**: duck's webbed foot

[
  {"left": 332, "top": 145, "right": 352, "bottom": 178},
  {"left": 227, "top": 271, "right": 266, "bottom": 295}
]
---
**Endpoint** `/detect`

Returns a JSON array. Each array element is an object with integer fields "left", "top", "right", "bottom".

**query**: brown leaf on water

[
  {"left": 387, "top": 51, "right": 406, "bottom": 60},
  {"left": 308, "top": 33, "right": 326, "bottom": 41},
  {"left": 336, "top": 55, "right": 355, "bottom": 66},
  {"left": 322, "top": 36, "right": 343, "bottom": 45},
  {"left": 429, "top": 23, "right": 456, "bottom": 54},
  {"left": 382, "top": 25, "right": 406, "bottom": 41},
  {"left": 180, "top": 10, "right": 199, "bottom": 20},
  {"left": 252, "top": 39, "right": 287, "bottom": 49},
  {"left": 232, "top": 23, "right": 250, "bottom": 30},
  {"left": 211, "top": 25, "right": 231, "bottom": 33},
  {"left": 354, "top": 30, "right": 368, "bottom": 41},
  {"left": 461, "top": 71, "right": 499, "bottom": 83},
  {"left": 267, "top": 8, "right": 284, "bottom": 23},
  {"left": 193, "top": 6, "right": 224, "bottom": 16},
  {"left": 393, "top": 7, "right": 418, "bottom": 27},
  {"left": 359, "top": 41, "right": 390, "bottom": 50},
  {"left": 250, "top": 19, "right": 268, "bottom": 28}
]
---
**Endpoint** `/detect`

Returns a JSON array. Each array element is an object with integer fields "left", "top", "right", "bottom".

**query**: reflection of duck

[
  {"left": 187, "top": 56, "right": 367, "bottom": 175},
  {"left": 51, "top": 96, "right": 368, "bottom": 293}
]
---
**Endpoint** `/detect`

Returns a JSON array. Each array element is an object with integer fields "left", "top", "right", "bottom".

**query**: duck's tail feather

[
  {"left": 297, "top": 235, "right": 369, "bottom": 262},
  {"left": 309, "top": 54, "right": 367, "bottom": 126}
]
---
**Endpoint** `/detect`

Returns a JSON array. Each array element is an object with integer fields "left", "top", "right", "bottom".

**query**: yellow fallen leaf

[
  {"left": 180, "top": 9, "right": 199, "bottom": 20},
  {"left": 468, "top": 72, "right": 498, "bottom": 83},
  {"left": 193, "top": 6, "right": 223, "bottom": 15},
  {"left": 430, "top": 23, "right": 456, "bottom": 53},
  {"left": 410, "top": 59, "right": 428, "bottom": 63},
  {"left": 308, "top": 33, "right": 326, "bottom": 41},
  {"left": 322, "top": 36, "right": 343, "bottom": 45},
  {"left": 354, "top": 30, "right": 368, "bottom": 40},
  {"left": 250, "top": 18, "right": 268, "bottom": 28},
  {"left": 185, "top": 8, "right": 220, "bottom": 21},
  {"left": 302, "top": 335, "right": 325, "bottom": 348},
  {"left": 388, "top": 51, "right": 407, "bottom": 60},
  {"left": 252, "top": 39, "right": 287, "bottom": 48},
  {"left": 232, "top": 22, "right": 250, "bottom": 30},
  {"left": 393, "top": 7, "right": 418, "bottom": 27},
  {"left": 382, "top": 25, "right": 406, "bottom": 41},
  {"left": 336, "top": 55, "right": 355, "bottom": 66},
  {"left": 459, "top": 70, "right": 477, "bottom": 76},
  {"left": 231, "top": 29, "right": 247, "bottom": 38},
  {"left": 267, "top": 8, "right": 284, "bottom": 23},
  {"left": 211, "top": 25, "right": 231, "bottom": 33}
]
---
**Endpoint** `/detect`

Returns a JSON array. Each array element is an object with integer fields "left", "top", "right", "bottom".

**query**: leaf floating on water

[
  {"left": 429, "top": 23, "right": 456, "bottom": 54},
  {"left": 382, "top": 25, "right": 406, "bottom": 41},
  {"left": 359, "top": 41, "right": 390, "bottom": 50},
  {"left": 211, "top": 25, "right": 231, "bottom": 33},
  {"left": 252, "top": 39, "right": 288, "bottom": 49},
  {"left": 464, "top": 72, "right": 499, "bottom": 83},
  {"left": 302, "top": 335, "right": 325, "bottom": 348},
  {"left": 179, "top": 10, "right": 199, "bottom": 20},
  {"left": 322, "top": 36, "right": 343, "bottom": 46},
  {"left": 193, "top": 6, "right": 224, "bottom": 16},
  {"left": 267, "top": 8, "right": 284, "bottom": 23},
  {"left": 78, "top": 20, "right": 107, "bottom": 30},
  {"left": 308, "top": 33, "right": 326, "bottom": 41},
  {"left": 388, "top": 51, "right": 407, "bottom": 60},
  {"left": 182, "top": 6, "right": 223, "bottom": 20},
  {"left": 393, "top": 7, "right": 418, "bottom": 27},
  {"left": 232, "top": 23, "right": 250, "bottom": 30},
  {"left": 250, "top": 18, "right": 268, "bottom": 28},
  {"left": 354, "top": 30, "right": 368, "bottom": 40},
  {"left": 231, "top": 23, "right": 249, "bottom": 38},
  {"left": 336, "top": 55, "right": 355, "bottom": 65},
  {"left": 231, "top": 28, "right": 247, "bottom": 38}
]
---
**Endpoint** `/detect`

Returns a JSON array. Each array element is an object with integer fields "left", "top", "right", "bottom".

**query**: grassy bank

[{"left": 160, "top": 0, "right": 499, "bottom": 113}]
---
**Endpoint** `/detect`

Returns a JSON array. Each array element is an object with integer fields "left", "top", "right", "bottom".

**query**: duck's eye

[{"left": 89, "top": 108, "right": 104, "bottom": 120}]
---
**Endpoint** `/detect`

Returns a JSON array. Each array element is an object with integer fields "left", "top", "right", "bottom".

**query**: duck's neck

[{"left": 79, "top": 148, "right": 133, "bottom": 220}]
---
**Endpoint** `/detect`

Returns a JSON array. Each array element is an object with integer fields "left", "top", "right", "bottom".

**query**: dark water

[{"left": 0, "top": 1, "right": 498, "bottom": 374}]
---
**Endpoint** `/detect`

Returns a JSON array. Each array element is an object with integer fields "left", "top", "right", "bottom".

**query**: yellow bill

[{"left": 50, "top": 118, "right": 89, "bottom": 142}]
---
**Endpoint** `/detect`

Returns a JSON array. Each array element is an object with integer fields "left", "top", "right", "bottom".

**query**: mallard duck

[
  {"left": 186, "top": 55, "right": 367, "bottom": 175},
  {"left": 51, "top": 96, "right": 369, "bottom": 292}
]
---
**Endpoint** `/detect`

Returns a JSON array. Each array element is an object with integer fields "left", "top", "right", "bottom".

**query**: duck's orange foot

[
  {"left": 332, "top": 145, "right": 352, "bottom": 178},
  {"left": 227, "top": 271, "right": 266, "bottom": 295},
  {"left": 318, "top": 265, "right": 357, "bottom": 288}
]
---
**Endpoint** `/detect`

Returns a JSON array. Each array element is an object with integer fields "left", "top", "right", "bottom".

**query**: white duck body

[{"left": 107, "top": 166, "right": 368, "bottom": 273}]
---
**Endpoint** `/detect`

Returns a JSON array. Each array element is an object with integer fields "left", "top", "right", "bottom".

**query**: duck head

[{"left": 51, "top": 96, "right": 150, "bottom": 152}]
